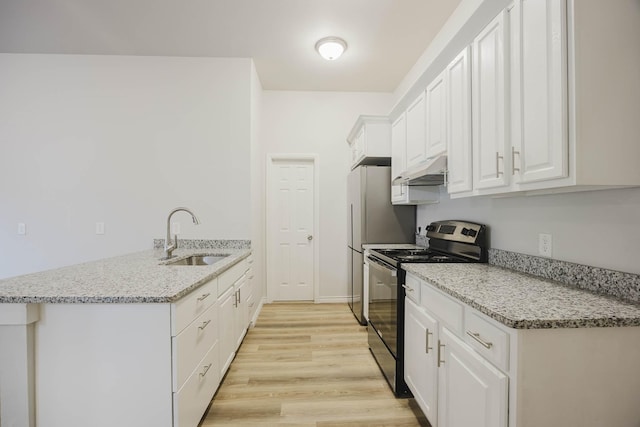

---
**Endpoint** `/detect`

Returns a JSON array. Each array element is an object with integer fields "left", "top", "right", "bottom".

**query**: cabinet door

[
  {"left": 354, "top": 126, "right": 365, "bottom": 166},
  {"left": 446, "top": 46, "right": 473, "bottom": 194},
  {"left": 472, "top": 11, "right": 510, "bottom": 190},
  {"left": 405, "top": 298, "right": 439, "bottom": 426},
  {"left": 509, "top": 0, "right": 568, "bottom": 184},
  {"left": 218, "top": 286, "right": 236, "bottom": 376},
  {"left": 438, "top": 327, "right": 508, "bottom": 427},
  {"left": 234, "top": 275, "right": 248, "bottom": 349},
  {"left": 391, "top": 113, "right": 408, "bottom": 204},
  {"left": 406, "top": 92, "right": 427, "bottom": 169},
  {"left": 426, "top": 70, "right": 447, "bottom": 158}
]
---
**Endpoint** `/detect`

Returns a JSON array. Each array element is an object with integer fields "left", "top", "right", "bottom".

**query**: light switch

[
  {"left": 96, "top": 222, "right": 105, "bottom": 235},
  {"left": 18, "top": 223, "right": 26, "bottom": 235}
]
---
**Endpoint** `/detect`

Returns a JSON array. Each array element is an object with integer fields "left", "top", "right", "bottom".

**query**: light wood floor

[{"left": 200, "top": 302, "right": 430, "bottom": 426}]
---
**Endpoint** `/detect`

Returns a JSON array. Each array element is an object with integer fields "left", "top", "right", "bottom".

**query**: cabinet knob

[{"left": 307, "top": 235, "right": 313, "bottom": 241}]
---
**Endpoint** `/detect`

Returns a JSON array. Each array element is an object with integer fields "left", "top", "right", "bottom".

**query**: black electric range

[{"left": 366, "top": 220, "right": 488, "bottom": 397}]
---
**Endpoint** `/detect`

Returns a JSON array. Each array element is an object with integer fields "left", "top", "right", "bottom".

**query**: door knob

[{"left": 307, "top": 235, "right": 313, "bottom": 241}]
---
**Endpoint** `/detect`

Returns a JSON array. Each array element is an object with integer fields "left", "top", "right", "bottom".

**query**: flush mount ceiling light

[{"left": 315, "top": 37, "right": 347, "bottom": 61}]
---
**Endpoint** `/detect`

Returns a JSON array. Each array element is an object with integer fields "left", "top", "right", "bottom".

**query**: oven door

[{"left": 367, "top": 255, "right": 398, "bottom": 357}]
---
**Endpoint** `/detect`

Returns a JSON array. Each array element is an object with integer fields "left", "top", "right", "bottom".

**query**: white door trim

[{"left": 265, "top": 153, "right": 320, "bottom": 303}]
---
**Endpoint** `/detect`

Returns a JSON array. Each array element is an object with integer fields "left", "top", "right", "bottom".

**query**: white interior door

[{"left": 267, "top": 157, "right": 316, "bottom": 301}]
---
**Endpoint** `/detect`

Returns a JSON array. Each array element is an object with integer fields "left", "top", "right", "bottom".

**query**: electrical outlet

[
  {"left": 538, "top": 233, "right": 552, "bottom": 257},
  {"left": 96, "top": 222, "right": 105, "bottom": 235},
  {"left": 18, "top": 223, "right": 26, "bottom": 235}
]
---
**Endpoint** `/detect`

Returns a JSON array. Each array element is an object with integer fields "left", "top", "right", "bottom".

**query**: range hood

[{"left": 393, "top": 154, "right": 447, "bottom": 186}]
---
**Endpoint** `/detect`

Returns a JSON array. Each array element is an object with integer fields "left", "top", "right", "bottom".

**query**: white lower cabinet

[
  {"left": 405, "top": 279, "right": 505, "bottom": 427},
  {"left": 218, "top": 260, "right": 251, "bottom": 378},
  {"left": 404, "top": 272, "right": 640, "bottom": 427},
  {"left": 404, "top": 298, "right": 439, "bottom": 425},
  {"left": 438, "top": 327, "right": 508, "bottom": 427},
  {"left": 218, "top": 285, "right": 237, "bottom": 377},
  {"left": 234, "top": 275, "right": 249, "bottom": 348},
  {"left": 174, "top": 256, "right": 250, "bottom": 426},
  {"left": 32, "top": 255, "right": 255, "bottom": 427},
  {"left": 173, "top": 342, "right": 220, "bottom": 427}
]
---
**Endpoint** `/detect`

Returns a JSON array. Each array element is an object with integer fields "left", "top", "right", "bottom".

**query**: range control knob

[
  {"left": 461, "top": 227, "right": 470, "bottom": 236},
  {"left": 467, "top": 229, "right": 478, "bottom": 238},
  {"left": 426, "top": 225, "right": 436, "bottom": 232}
]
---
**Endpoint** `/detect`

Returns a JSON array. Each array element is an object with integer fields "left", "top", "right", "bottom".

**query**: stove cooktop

[{"left": 371, "top": 248, "right": 468, "bottom": 264}]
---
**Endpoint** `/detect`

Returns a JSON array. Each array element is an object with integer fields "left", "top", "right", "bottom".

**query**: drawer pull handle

[
  {"left": 198, "top": 320, "right": 211, "bottom": 331},
  {"left": 425, "top": 328, "right": 433, "bottom": 354},
  {"left": 199, "top": 363, "right": 212, "bottom": 378},
  {"left": 437, "top": 340, "right": 445, "bottom": 367},
  {"left": 197, "top": 293, "right": 211, "bottom": 302},
  {"left": 401, "top": 285, "right": 414, "bottom": 292},
  {"left": 466, "top": 331, "right": 493, "bottom": 349}
]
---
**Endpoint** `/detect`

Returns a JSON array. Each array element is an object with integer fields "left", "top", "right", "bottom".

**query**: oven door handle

[{"left": 367, "top": 255, "right": 397, "bottom": 276}]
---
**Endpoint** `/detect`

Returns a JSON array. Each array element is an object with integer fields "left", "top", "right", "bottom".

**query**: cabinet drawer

[
  {"left": 171, "top": 277, "right": 217, "bottom": 336},
  {"left": 464, "top": 310, "right": 510, "bottom": 371},
  {"left": 421, "top": 283, "right": 464, "bottom": 335},
  {"left": 404, "top": 273, "right": 421, "bottom": 304},
  {"left": 173, "top": 342, "right": 220, "bottom": 427},
  {"left": 218, "top": 259, "right": 248, "bottom": 296},
  {"left": 172, "top": 303, "right": 219, "bottom": 392}
]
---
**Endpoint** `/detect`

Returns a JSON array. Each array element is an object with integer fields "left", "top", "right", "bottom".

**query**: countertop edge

[
  {"left": 403, "top": 263, "right": 640, "bottom": 330},
  {"left": 0, "top": 249, "right": 252, "bottom": 304}
]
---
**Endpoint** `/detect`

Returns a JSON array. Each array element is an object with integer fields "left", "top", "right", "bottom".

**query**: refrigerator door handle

[{"left": 350, "top": 204, "right": 353, "bottom": 248}]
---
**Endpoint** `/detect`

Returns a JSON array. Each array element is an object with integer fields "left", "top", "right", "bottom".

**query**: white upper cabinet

[
  {"left": 472, "top": 11, "right": 510, "bottom": 191},
  {"left": 346, "top": 116, "right": 391, "bottom": 170},
  {"left": 445, "top": 46, "right": 473, "bottom": 194},
  {"left": 391, "top": 114, "right": 408, "bottom": 203},
  {"left": 426, "top": 70, "right": 448, "bottom": 158},
  {"left": 391, "top": 113, "right": 440, "bottom": 205},
  {"left": 384, "top": 0, "right": 640, "bottom": 198},
  {"left": 509, "top": 0, "right": 568, "bottom": 185},
  {"left": 406, "top": 92, "right": 427, "bottom": 169}
]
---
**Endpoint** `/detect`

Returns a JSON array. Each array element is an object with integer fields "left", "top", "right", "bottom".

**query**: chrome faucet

[{"left": 162, "top": 207, "right": 200, "bottom": 260}]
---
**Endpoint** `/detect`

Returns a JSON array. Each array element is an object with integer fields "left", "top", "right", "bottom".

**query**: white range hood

[{"left": 393, "top": 154, "right": 447, "bottom": 186}]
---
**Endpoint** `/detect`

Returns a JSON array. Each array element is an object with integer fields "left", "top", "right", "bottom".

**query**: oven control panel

[{"left": 426, "top": 220, "right": 486, "bottom": 245}]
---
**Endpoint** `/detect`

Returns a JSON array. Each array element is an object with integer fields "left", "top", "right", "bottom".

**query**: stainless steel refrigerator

[{"left": 347, "top": 165, "right": 416, "bottom": 325}]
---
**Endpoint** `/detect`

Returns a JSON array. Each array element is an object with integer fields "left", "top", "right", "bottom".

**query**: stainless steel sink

[{"left": 167, "top": 255, "right": 228, "bottom": 266}]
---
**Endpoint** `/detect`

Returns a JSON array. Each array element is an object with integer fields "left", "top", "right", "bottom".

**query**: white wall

[
  {"left": 249, "top": 61, "right": 265, "bottom": 305},
  {"left": 417, "top": 187, "right": 640, "bottom": 274},
  {"left": 259, "top": 91, "right": 392, "bottom": 301},
  {"left": 0, "top": 54, "right": 252, "bottom": 279}
]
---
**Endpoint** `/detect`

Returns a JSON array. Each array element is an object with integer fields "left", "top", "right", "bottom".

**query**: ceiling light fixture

[{"left": 315, "top": 37, "right": 347, "bottom": 61}]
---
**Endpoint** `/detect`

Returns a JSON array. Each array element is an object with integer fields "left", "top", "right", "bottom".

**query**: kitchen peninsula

[{"left": 0, "top": 246, "right": 255, "bottom": 427}]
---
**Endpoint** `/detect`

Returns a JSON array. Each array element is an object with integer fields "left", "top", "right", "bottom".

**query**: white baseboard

[
  {"left": 248, "top": 297, "right": 266, "bottom": 328},
  {"left": 314, "top": 296, "right": 350, "bottom": 304}
]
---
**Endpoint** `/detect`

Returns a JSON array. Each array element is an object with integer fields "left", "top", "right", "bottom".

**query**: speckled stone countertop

[
  {"left": 0, "top": 248, "right": 251, "bottom": 304},
  {"left": 403, "top": 263, "right": 640, "bottom": 329}
]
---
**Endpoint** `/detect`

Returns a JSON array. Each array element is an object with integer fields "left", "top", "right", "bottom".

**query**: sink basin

[{"left": 167, "top": 255, "right": 228, "bottom": 266}]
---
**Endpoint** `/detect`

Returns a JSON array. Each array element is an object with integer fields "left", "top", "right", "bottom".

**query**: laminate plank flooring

[{"left": 201, "top": 302, "right": 430, "bottom": 427}]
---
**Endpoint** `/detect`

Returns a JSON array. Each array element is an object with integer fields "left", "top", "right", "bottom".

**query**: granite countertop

[
  {"left": 0, "top": 248, "right": 251, "bottom": 304},
  {"left": 403, "top": 263, "right": 640, "bottom": 329}
]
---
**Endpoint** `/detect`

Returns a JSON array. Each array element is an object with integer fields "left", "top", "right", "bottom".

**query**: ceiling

[{"left": 0, "top": 0, "right": 461, "bottom": 92}]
